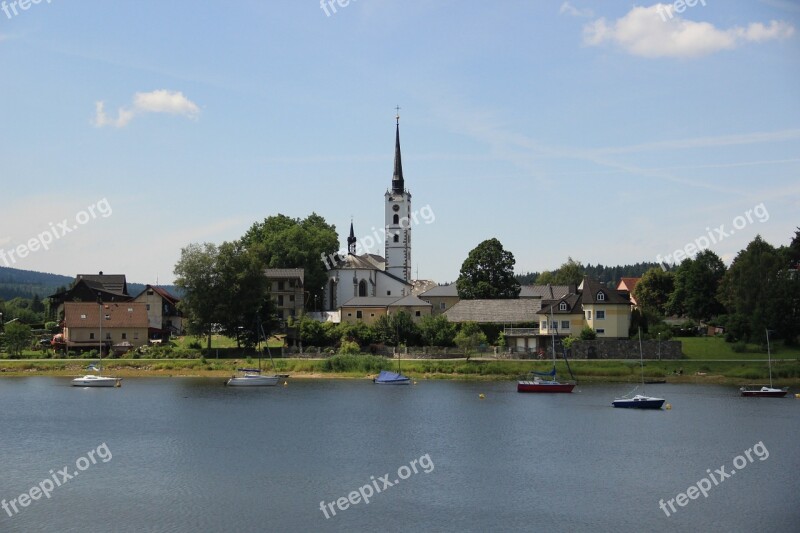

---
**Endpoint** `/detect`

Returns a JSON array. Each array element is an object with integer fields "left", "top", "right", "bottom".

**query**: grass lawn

[{"left": 678, "top": 336, "right": 800, "bottom": 360}]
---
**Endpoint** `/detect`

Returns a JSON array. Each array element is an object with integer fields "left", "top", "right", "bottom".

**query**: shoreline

[{"left": 0, "top": 357, "right": 798, "bottom": 386}]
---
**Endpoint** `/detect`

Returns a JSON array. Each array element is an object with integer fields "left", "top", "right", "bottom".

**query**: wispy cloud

[
  {"left": 93, "top": 89, "right": 200, "bottom": 128},
  {"left": 559, "top": 2, "right": 593, "bottom": 18},
  {"left": 584, "top": 4, "right": 794, "bottom": 58}
]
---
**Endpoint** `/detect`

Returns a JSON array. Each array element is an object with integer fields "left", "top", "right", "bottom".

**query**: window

[
  {"left": 541, "top": 321, "right": 547, "bottom": 329},
  {"left": 393, "top": 234, "right": 399, "bottom": 243},
  {"left": 416, "top": 311, "right": 421, "bottom": 317},
  {"left": 551, "top": 321, "right": 558, "bottom": 330},
  {"left": 121, "top": 333, "right": 127, "bottom": 340},
  {"left": 134, "top": 332, "right": 139, "bottom": 340},
  {"left": 289, "top": 295, "right": 294, "bottom": 302},
  {"left": 278, "top": 295, "right": 284, "bottom": 306},
  {"left": 106, "top": 333, "right": 111, "bottom": 340},
  {"left": 356, "top": 310, "right": 363, "bottom": 319},
  {"left": 347, "top": 313, "right": 352, "bottom": 317},
  {"left": 105, "top": 314, "right": 111, "bottom": 320},
  {"left": 596, "top": 328, "right": 605, "bottom": 334},
  {"left": 89, "top": 333, "right": 95, "bottom": 339},
  {"left": 597, "top": 292, "right": 605, "bottom": 301},
  {"left": 393, "top": 214, "right": 399, "bottom": 224},
  {"left": 278, "top": 281, "right": 285, "bottom": 291},
  {"left": 146, "top": 304, "right": 150, "bottom": 311},
  {"left": 561, "top": 321, "right": 570, "bottom": 330},
  {"left": 596, "top": 310, "right": 605, "bottom": 320},
  {"left": 387, "top": 291, "right": 391, "bottom": 296},
  {"left": 559, "top": 301, "right": 567, "bottom": 311},
  {"left": 80, "top": 314, "right": 87, "bottom": 319},
  {"left": 289, "top": 280, "right": 295, "bottom": 288},
  {"left": 147, "top": 290, "right": 154, "bottom": 295},
  {"left": 370, "top": 313, "right": 375, "bottom": 317},
  {"left": 359, "top": 280, "right": 368, "bottom": 297},
  {"left": 128, "top": 307, "right": 133, "bottom": 312},
  {"left": 586, "top": 311, "right": 592, "bottom": 320},
  {"left": 440, "top": 302, "right": 446, "bottom": 310}
]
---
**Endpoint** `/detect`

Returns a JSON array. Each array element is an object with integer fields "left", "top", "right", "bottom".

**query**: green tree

[
  {"left": 667, "top": 250, "right": 726, "bottom": 321},
  {"left": 551, "top": 257, "right": 585, "bottom": 286},
  {"left": 174, "top": 243, "right": 223, "bottom": 349},
  {"left": 4, "top": 321, "right": 32, "bottom": 356},
  {"left": 718, "top": 235, "right": 799, "bottom": 343},
  {"left": 454, "top": 322, "right": 488, "bottom": 358},
  {"left": 579, "top": 326, "right": 596, "bottom": 340},
  {"left": 418, "top": 314, "right": 456, "bottom": 346},
  {"left": 240, "top": 213, "right": 339, "bottom": 305},
  {"left": 634, "top": 268, "right": 675, "bottom": 316},
  {"left": 456, "top": 238, "right": 521, "bottom": 299}
]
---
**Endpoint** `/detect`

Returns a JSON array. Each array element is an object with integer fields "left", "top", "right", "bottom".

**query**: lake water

[{"left": 0, "top": 377, "right": 798, "bottom": 532}]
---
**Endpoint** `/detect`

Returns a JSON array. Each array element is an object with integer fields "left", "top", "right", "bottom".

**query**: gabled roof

[
  {"left": 341, "top": 296, "right": 401, "bottom": 308},
  {"left": 420, "top": 284, "right": 459, "bottom": 297},
  {"left": 617, "top": 277, "right": 641, "bottom": 292},
  {"left": 444, "top": 299, "right": 542, "bottom": 324},
  {"left": 579, "top": 277, "right": 631, "bottom": 305},
  {"left": 64, "top": 302, "right": 148, "bottom": 328},
  {"left": 76, "top": 273, "right": 128, "bottom": 295},
  {"left": 520, "top": 284, "right": 571, "bottom": 299},
  {"left": 265, "top": 268, "right": 305, "bottom": 282},
  {"left": 538, "top": 294, "right": 583, "bottom": 315},
  {"left": 388, "top": 294, "right": 432, "bottom": 307},
  {"left": 135, "top": 285, "right": 180, "bottom": 305}
]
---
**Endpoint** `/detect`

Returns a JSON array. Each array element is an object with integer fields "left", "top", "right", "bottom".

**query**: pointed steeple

[
  {"left": 347, "top": 219, "right": 357, "bottom": 255},
  {"left": 391, "top": 109, "right": 404, "bottom": 194}
]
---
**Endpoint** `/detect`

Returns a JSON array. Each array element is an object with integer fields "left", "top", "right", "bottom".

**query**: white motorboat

[
  {"left": 72, "top": 374, "right": 121, "bottom": 387},
  {"left": 226, "top": 369, "right": 280, "bottom": 387}
]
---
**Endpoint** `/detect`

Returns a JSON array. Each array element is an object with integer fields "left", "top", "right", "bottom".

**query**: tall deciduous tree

[
  {"left": 174, "top": 243, "right": 223, "bottom": 349},
  {"left": 240, "top": 213, "right": 339, "bottom": 303},
  {"left": 456, "top": 238, "right": 520, "bottom": 299},
  {"left": 418, "top": 314, "right": 456, "bottom": 347},
  {"left": 667, "top": 250, "right": 726, "bottom": 321},
  {"left": 4, "top": 321, "right": 31, "bottom": 356},
  {"left": 634, "top": 268, "right": 674, "bottom": 316}
]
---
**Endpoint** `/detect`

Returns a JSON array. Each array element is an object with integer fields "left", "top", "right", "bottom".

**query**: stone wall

[{"left": 567, "top": 339, "right": 682, "bottom": 360}]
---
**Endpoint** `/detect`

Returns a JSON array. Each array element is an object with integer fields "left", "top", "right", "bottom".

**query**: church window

[
  {"left": 415, "top": 311, "right": 421, "bottom": 317},
  {"left": 393, "top": 214, "right": 399, "bottom": 224},
  {"left": 393, "top": 234, "right": 399, "bottom": 243},
  {"left": 387, "top": 291, "right": 391, "bottom": 296},
  {"left": 358, "top": 280, "right": 368, "bottom": 297},
  {"left": 356, "top": 310, "right": 363, "bottom": 319}
]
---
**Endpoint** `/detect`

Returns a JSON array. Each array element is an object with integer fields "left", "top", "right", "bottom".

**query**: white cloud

[
  {"left": 583, "top": 4, "right": 794, "bottom": 58},
  {"left": 559, "top": 2, "right": 593, "bottom": 18},
  {"left": 93, "top": 89, "right": 200, "bottom": 128}
]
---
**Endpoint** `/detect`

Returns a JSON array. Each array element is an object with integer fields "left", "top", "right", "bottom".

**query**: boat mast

[
  {"left": 638, "top": 327, "right": 645, "bottom": 396},
  {"left": 766, "top": 328, "right": 773, "bottom": 388},
  {"left": 551, "top": 306, "right": 557, "bottom": 371}
]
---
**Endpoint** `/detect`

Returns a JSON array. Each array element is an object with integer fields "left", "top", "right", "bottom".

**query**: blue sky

[{"left": 1, "top": 0, "right": 798, "bottom": 285}]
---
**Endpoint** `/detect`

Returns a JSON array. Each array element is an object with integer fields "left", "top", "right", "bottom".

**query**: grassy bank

[{"left": 2, "top": 355, "right": 799, "bottom": 385}]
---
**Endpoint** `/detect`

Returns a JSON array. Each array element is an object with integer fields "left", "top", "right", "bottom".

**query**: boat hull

[
  {"left": 740, "top": 387, "right": 788, "bottom": 398},
  {"left": 71, "top": 376, "right": 121, "bottom": 387},
  {"left": 374, "top": 379, "right": 411, "bottom": 385},
  {"left": 517, "top": 381, "right": 575, "bottom": 393},
  {"left": 612, "top": 397, "right": 664, "bottom": 409},
  {"left": 226, "top": 375, "right": 280, "bottom": 387}
]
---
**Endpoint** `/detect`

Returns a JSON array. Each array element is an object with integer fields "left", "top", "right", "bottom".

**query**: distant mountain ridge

[{"left": 0, "top": 266, "right": 179, "bottom": 300}]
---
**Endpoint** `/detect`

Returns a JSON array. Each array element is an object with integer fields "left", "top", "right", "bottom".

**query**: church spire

[
  {"left": 391, "top": 107, "right": 404, "bottom": 194},
  {"left": 347, "top": 219, "right": 357, "bottom": 255}
]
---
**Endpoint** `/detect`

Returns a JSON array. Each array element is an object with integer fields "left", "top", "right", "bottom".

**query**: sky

[{"left": 0, "top": 0, "right": 798, "bottom": 286}]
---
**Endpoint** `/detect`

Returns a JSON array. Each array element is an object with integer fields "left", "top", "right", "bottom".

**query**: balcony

[{"left": 503, "top": 327, "right": 539, "bottom": 336}]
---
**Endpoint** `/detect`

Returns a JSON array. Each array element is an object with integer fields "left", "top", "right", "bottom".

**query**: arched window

[
  {"left": 559, "top": 301, "right": 567, "bottom": 311},
  {"left": 358, "top": 279, "right": 368, "bottom": 297},
  {"left": 328, "top": 280, "right": 336, "bottom": 310},
  {"left": 393, "top": 234, "right": 399, "bottom": 243},
  {"left": 597, "top": 292, "right": 605, "bottom": 301},
  {"left": 393, "top": 214, "right": 399, "bottom": 224}
]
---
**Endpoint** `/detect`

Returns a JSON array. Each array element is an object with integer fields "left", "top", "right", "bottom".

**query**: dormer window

[
  {"left": 559, "top": 301, "right": 567, "bottom": 311},
  {"left": 597, "top": 292, "right": 605, "bottom": 301},
  {"left": 80, "top": 314, "right": 87, "bottom": 319}
]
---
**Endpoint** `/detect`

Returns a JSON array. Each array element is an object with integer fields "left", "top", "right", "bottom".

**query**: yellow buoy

[
  {"left": 665, "top": 403, "right": 672, "bottom": 410},
  {"left": 283, "top": 381, "right": 288, "bottom": 386},
  {"left": 413, "top": 381, "right": 417, "bottom": 385},
  {"left": 479, "top": 393, "right": 485, "bottom": 399},
  {"left": 795, "top": 393, "right": 800, "bottom": 399}
]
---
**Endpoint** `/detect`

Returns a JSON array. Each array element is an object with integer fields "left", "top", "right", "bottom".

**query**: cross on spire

[{"left": 395, "top": 105, "right": 401, "bottom": 125}]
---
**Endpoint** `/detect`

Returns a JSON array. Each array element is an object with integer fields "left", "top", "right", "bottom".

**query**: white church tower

[{"left": 384, "top": 111, "right": 412, "bottom": 282}]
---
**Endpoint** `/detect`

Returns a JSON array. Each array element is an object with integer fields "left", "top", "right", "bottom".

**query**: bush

[
  {"left": 731, "top": 341, "right": 747, "bottom": 353},
  {"left": 338, "top": 339, "right": 361, "bottom": 355},
  {"left": 579, "top": 326, "right": 596, "bottom": 341},
  {"left": 187, "top": 339, "right": 202, "bottom": 350}
]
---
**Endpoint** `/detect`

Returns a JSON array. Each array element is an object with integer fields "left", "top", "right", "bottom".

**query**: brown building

[
  {"left": 63, "top": 302, "right": 148, "bottom": 354},
  {"left": 265, "top": 268, "right": 305, "bottom": 320}
]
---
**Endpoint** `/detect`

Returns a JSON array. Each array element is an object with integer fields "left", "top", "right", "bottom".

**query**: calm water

[{"left": 0, "top": 377, "right": 798, "bottom": 532}]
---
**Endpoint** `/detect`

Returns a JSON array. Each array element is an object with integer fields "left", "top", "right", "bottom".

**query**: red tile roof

[{"left": 64, "top": 302, "right": 148, "bottom": 328}]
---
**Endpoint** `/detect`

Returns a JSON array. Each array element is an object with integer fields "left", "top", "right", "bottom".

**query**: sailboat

[
  {"left": 517, "top": 307, "right": 576, "bottom": 393},
  {"left": 374, "top": 352, "right": 410, "bottom": 384},
  {"left": 612, "top": 328, "right": 664, "bottom": 409},
  {"left": 72, "top": 303, "right": 121, "bottom": 388},
  {"left": 740, "top": 329, "right": 789, "bottom": 398},
  {"left": 226, "top": 318, "right": 283, "bottom": 387}
]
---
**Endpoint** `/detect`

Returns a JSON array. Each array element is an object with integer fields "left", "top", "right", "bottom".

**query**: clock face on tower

[{"left": 392, "top": 204, "right": 400, "bottom": 212}]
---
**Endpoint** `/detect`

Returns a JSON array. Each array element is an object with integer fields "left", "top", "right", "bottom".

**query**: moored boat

[
  {"left": 72, "top": 374, "right": 121, "bottom": 387},
  {"left": 740, "top": 328, "right": 789, "bottom": 398},
  {"left": 612, "top": 394, "right": 665, "bottom": 409},
  {"left": 226, "top": 369, "right": 280, "bottom": 387},
  {"left": 373, "top": 370, "right": 411, "bottom": 385}
]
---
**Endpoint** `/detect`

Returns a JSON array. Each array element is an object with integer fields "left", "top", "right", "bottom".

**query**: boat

[
  {"left": 72, "top": 303, "right": 121, "bottom": 388},
  {"left": 612, "top": 329, "right": 664, "bottom": 409},
  {"left": 226, "top": 317, "right": 284, "bottom": 387},
  {"left": 740, "top": 328, "right": 789, "bottom": 398},
  {"left": 373, "top": 370, "right": 411, "bottom": 385},
  {"left": 517, "top": 306, "right": 576, "bottom": 393}
]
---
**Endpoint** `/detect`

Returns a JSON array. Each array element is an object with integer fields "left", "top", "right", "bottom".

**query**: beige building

[
  {"left": 340, "top": 297, "right": 395, "bottom": 325},
  {"left": 133, "top": 285, "right": 183, "bottom": 341},
  {"left": 419, "top": 285, "right": 460, "bottom": 315},
  {"left": 539, "top": 278, "right": 632, "bottom": 340},
  {"left": 265, "top": 269, "right": 305, "bottom": 320},
  {"left": 63, "top": 302, "right": 148, "bottom": 353}
]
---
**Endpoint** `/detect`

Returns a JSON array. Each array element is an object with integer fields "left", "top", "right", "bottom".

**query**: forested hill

[
  {"left": 516, "top": 262, "right": 664, "bottom": 286},
  {"left": 0, "top": 266, "right": 179, "bottom": 300}
]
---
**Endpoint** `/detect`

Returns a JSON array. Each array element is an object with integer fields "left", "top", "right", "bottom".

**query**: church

[{"left": 321, "top": 113, "right": 432, "bottom": 322}]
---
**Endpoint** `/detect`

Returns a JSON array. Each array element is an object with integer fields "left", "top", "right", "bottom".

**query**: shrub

[
  {"left": 579, "top": 326, "right": 596, "bottom": 340},
  {"left": 338, "top": 339, "right": 361, "bottom": 355},
  {"left": 731, "top": 341, "right": 747, "bottom": 353}
]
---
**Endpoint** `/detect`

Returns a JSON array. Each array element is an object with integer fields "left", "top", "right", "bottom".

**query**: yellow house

[
  {"left": 538, "top": 278, "right": 632, "bottom": 340},
  {"left": 63, "top": 302, "right": 148, "bottom": 352},
  {"left": 339, "top": 297, "right": 396, "bottom": 325},
  {"left": 420, "top": 284, "right": 460, "bottom": 315},
  {"left": 388, "top": 294, "right": 432, "bottom": 321}
]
